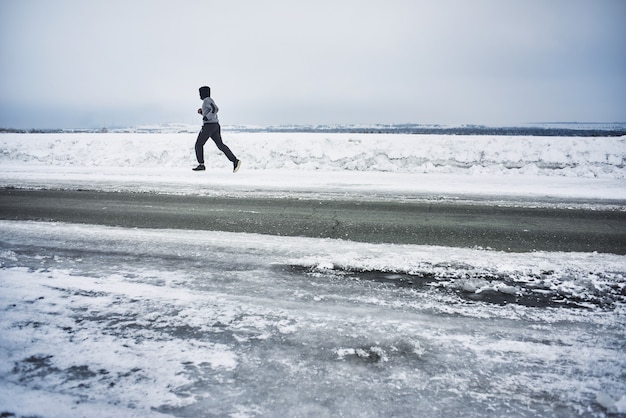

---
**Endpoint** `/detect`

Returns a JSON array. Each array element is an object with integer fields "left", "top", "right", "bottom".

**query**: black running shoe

[
  {"left": 192, "top": 164, "right": 206, "bottom": 171},
  {"left": 233, "top": 160, "right": 241, "bottom": 173}
]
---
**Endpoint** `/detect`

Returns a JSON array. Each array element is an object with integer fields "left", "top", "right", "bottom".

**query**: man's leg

[
  {"left": 208, "top": 124, "right": 237, "bottom": 163},
  {"left": 195, "top": 126, "right": 211, "bottom": 164}
]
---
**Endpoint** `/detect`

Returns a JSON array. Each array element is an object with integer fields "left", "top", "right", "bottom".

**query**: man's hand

[{"left": 197, "top": 108, "right": 203, "bottom": 115}]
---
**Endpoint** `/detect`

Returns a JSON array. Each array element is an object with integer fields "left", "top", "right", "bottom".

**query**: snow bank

[{"left": 1, "top": 132, "right": 624, "bottom": 178}]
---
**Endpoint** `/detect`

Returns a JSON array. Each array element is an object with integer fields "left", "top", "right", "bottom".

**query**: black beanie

[{"left": 199, "top": 86, "right": 211, "bottom": 99}]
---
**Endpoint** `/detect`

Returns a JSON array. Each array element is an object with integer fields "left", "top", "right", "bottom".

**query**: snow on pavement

[{"left": 0, "top": 221, "right": 625, "bottom": 416}]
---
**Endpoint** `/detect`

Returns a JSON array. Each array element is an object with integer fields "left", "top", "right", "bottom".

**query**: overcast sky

[{"left": 1, "top": 0, "right": 625, "bottom": 129}]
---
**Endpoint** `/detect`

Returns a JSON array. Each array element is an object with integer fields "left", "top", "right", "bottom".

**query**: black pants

[{"left": 195, "top": 123, "right": 237, "bottom": 164}]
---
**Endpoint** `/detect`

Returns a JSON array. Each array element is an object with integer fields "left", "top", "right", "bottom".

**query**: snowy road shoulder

[{"left": 1, "top": 221, "right": 625, "bottom": 417}]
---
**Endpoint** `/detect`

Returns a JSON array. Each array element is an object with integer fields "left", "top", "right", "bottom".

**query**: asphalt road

[{"left": 1, "top": 188, "right": 625, "bottom": 254}]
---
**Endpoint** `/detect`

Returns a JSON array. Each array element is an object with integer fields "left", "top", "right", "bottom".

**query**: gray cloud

[{"left": 1, "top": 0, "right": 624, "bottom": 129}]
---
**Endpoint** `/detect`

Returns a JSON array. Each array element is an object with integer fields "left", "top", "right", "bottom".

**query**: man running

[{"left": 193, "top": 86, "right": 241, "bottom": 173}]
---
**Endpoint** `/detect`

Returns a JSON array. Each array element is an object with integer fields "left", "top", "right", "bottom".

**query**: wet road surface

[{"left": 1, "top": 188, "right": 625, "bottom": 254}]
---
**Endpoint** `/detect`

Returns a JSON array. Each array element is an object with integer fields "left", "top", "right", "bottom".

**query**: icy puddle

[
  {"left": 280, "top": 264, "right": 626, "bottom": 310},
  {"left": 1, "top": 220, "right": 625, "bottom": 417}
]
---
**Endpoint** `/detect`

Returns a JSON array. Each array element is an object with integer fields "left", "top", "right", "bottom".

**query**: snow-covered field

[
  {"left": 1, "top": 132, "right": 625, "bottom": 203},
  {"left": 1, "top": 131, "right": 625, "bottom": 417}
]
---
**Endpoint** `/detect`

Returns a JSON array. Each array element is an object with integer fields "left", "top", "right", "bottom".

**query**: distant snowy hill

[{"left": 2, "top": 122, "right": 626, "bottom": 136}]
